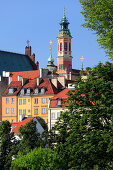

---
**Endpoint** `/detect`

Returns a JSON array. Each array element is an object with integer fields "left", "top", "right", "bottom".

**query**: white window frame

[
  {"left": 23, "top": 99, "right": 26, "bottom": 105},
  {"left": 34, "top": 108, "right": 38, "bottom": 115},
  {"left": 11, "top": 98, "right": 14, "bottom": 104},
  {"left": 19, "top": 109, "right": 22, "bottom": 115},
  {"left": 42, "top": 108, "right": 45, "bottom": 114},
  {"left": 6, "top": 98, "right": 9, "bottom": 104},
  {"left": 6, "top": 108, "right": 9, "bottom": 114},
  {"left": 23, "top": 109, "right": 26, "bottom": 115},
  {"left": 19, "top": 99, "right": 22, "bottom": 105},
  {"left": 51, "top": 113, "right": 55, "bottom": 119},
  {"left": 34, "top": 98, "right": 38, "bottom": 104},
  {"left": 42, "top": 98, "right": 45, "bottom": 104},
  {"left": 57, "top": 112, "right": 60, "bottom": 118}
]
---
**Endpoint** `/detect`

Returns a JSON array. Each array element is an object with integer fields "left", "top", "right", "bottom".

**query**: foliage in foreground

[
  {"left": 10, "top": 147, "right": 66, "bottom": 170},
  {"left": 0, "top": 121, "right": 16, "bottom": 170},
  {"left": 53, "top": 62, "right": 113, "bottom": 169},
  {"left": 79, "top": 0, "right": 113, "bottom": 58}
]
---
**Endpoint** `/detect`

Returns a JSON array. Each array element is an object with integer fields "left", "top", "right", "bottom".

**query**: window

[
  {"left": 51, "top": 113, "right": 55, "bottom": 119},
  {"left": 8, "top": 88, "right": 14, "bottom": 94},
  {"left": 64, "top": 42, "right": 67, "bottom": 51},
  {"left": 12, "top": 119, "right": 14, "bottom": 122},
  {"left": 57, "top": 100, "right": 61, "bottom": 106},
  {"left": 23, "top": 109, "right": 26, "bottom": 115},
  {"left": 28, "top": 109, "right": 30, "bottom": 113},
  {"left": 69, "top": 42, "right": 71, "bottom": 51},
  {"left": 35, "top": 88, "right": 39, "bottom": 94},
  {"left": 41, "top": 88, "right": 45, "bottom": 94},
  {"left": 19, "top": 99, "right": 22, "bottom": 105},
  {"left": 51, "top": 124, "right": 54, "bottom": 128},
  {"left": 42, "top": 98, "right": 45, "bottom": 104},
  {"left": 19, "top": 109, "right": 22, "bottom": 115},
  {"left": 23, "top": 99, "right": 26, "bottom": 104},
  {"left": 21, "top": 89, "right": 24, "bottom": 95},
  {"left": 69, "top": 65, "right": 72, "bottom": 70},
  {"left": 18, "top": 76, "right": 22, "bottom": 81},
  {"left": 47, "top": 119, "right": 48, "bottom": 124},
  {"left": 6, "top": 98, "right": 9, "bottom": 104},
  {"left": 60, "top": 43, "right": 62, "bottom": 51},
  {"left": 47, "top": 109, "right": 48, "bottom": 114},
  {"left": 6, "top": 108, "right": 9, "bottom": 114},
  {"left": 34, "top": 98, "right": 38, "bottom": 104},
  {"left": 28, "top": 99, "right": 30, "bottom": 102},
  {"left": 42, "top": 108, "right": 45, "bottom": 114},
  {"left": 34, "top": 109, "right": 38, "bottom": 115},
  {"left": 46, "top": 98, "right": 49, "bottom": 103},
  {"left": 27, "top": 88, "right": 30, "bottom": 94},
  {"left": 11, "top": 108, "right": 14, "bottom": 114},
  {"left": 57, "top": 112, "right": 60, "bottom": 118},
  {"left": 11, "top": 98, "right": 14, "bottom": 104},
  {"left": 59, "top": 64, "right": 63, "bottom": 70}
]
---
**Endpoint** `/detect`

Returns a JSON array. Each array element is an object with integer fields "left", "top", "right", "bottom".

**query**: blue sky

[{"left": 0, "top": 0, "right": 110, "bottom": 70}]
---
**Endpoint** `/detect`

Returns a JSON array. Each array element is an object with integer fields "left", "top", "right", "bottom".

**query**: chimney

[
  {"left": 58, "top": 76, "right": 65, "bottom": 88},
  {"left": 25, "top": 46, "right": 31, "bottom": 57},
  {"left": 30, "top": 53, "right": 35, "bottom": 63},
  {"left": 51, "top": 78, "right": 58, "bottom": 88},
  {"left": 37, "top": 78, "right": 42, "bottom": 86},
  {"left": 36, "top": 61, "right": 39, "bottom": 70}
]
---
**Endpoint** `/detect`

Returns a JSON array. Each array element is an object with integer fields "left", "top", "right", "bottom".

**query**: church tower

[{"left": 57, "top": 9, "right": 72, "bottom": 75}]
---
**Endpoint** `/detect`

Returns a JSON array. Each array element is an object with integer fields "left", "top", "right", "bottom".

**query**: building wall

[
  {"left": 32, "top": 95, "right": 54, "bottom": 123},
  {"left": 18, "top": 96, "right": 32, "bottom": 122},
  {"left": 48, "top": 107, "right": 68, "bottom": 130},
  {"left": 2, "top": 96, "right": 18, "bottom": 122}
]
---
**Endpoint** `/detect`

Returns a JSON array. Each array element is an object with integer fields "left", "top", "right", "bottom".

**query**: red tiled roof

[
  {"left": 3, "top": 81, "right": 22, "bottom": 95},
  {"left": 11, "top": 117, "right": 34, "bottom": 134},
  {"left": 49, "top": 88, "right": 72, "bottom": 108},
  {"left": 11, "top": 70, "right": 40, "bottom": 81}
]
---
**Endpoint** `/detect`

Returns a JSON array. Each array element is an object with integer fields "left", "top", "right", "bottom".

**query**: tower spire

[
  {"left": 64, "top": 7, "right": 65, "bottom": 16},
  {"left": 80, "top": 56, "right": 84, "bottom": 70}
]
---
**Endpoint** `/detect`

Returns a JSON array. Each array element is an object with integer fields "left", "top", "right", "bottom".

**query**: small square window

[
  {"left": 21, "top": 89, "right": 24, "bottom": 95},
  {"left": 18, "top": 76, "right": 22, "bottom": 81},
  {"left": 8, "top": 88, "right": 14, "bottom": 94},
  {"left": 35, "top": 88, "right": 39, "bottom": 94},
  {"left": 27, "top": 88, "right": 30, "bottom": 94}
]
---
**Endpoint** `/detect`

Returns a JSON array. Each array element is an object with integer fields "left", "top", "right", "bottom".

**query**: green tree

[
  {"left": 0, "top": 121, "right": 16, "bottom": 170},
  {"left": 54, "top": 62, "right": 113, "bottom": 169},
  {"left": 10, "top": 147, "right": 66, "bottom": 170},
  {"left": 18, "top": 119, "right": 44, "bottom": 154},
  {"left": 79, "top": 0, "right": 113, "bottom": 58}
]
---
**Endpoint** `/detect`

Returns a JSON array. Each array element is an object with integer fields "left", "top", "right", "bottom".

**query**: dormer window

[
  {"left": 8, "top": 88, "right": 14, "bottom": 94},
  {"left": 21, "top": 89, "right": 24, "bottom": 95},
  {"left": 18, "top": 76, "right": 22, "bottom": 81},
  {"left": 57, "top": 99, "right": 61, "bottom": 106},
  {"left": 27, "top": 88, "right": 30, "bottom": 94},
  {"left": 41, "top": 88, "right": 45, "bottom": 94},
  {"left": 35, "top": 88, "right": 39, "bottom": 94}
]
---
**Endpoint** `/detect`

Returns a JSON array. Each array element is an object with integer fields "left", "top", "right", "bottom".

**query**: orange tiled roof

[
  {"left": 49, "top": 88, "right": 72, "bottom": 108},
  {"left": 11, "top": 70, "right": 40, "bottom": 81},
  {"left": 3, "top": 81, "right": 22, "bottom": 95},
  {"left": 11, "top": 117, "right": 34, "bottom": 134}
]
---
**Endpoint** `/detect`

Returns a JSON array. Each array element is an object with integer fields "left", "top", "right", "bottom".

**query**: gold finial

[
  {"left": 64, "top": 7, "right": 65, "bottom": 16},
  {"left": 27, "top": 40, "right": 30, "bottom": 47},
  {"left": 80, "top": 56, "right": 84, "bottom": 70},
  {"left": 49, "top": 40, "right": 52, "bottom": 51}
]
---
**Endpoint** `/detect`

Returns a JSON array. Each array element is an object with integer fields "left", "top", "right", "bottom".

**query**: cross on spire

[
  {"left": 64, "top": 7, "right": 65, "bottom": 16},
  {"left": 80, "top": 56, "right": 84, "bottom": 70},
  {"left": 27, "top": 40, "right": 30, "bottom": 47},
  {"left": 49, "top": 40, "right": 52, "bottom": 51}
]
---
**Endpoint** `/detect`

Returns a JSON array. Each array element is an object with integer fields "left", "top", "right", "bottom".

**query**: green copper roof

[
  {"left": 60, "top": 15, "right": 69, "bottom": 25},
  {"left": 48, "top": 52, "right": 54, "bottom": 63},
  {"left": 0, "top": 50, "right": 37, "bottom": 75}
]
